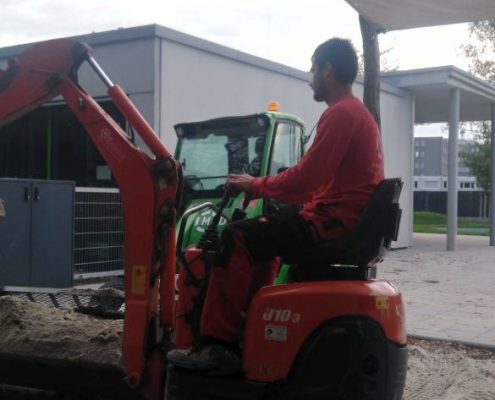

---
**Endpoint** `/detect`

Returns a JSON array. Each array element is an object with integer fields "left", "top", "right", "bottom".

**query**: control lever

[
  {"left": 211, "top": 186, "right": 237, "bottom": 227},
  {"left": 198, "top": 186, "right": 237, "bottom": 250},
  {"left": 231, "top": 192, "right": 253, "bottom": 222},
  {"left": 242, "top": 192, "right": 253, "bottom": 210}
]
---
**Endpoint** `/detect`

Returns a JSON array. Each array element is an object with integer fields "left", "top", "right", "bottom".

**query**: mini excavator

[{"left": 0, "top": 39, "right": 407, "bottom": 400}]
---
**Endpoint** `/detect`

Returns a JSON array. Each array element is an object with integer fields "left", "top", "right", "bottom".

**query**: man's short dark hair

[{"left": 313, "top": 38, "right": 358, "bottom": 84}]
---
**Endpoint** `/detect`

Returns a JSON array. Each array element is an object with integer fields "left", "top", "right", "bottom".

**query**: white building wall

[
  {"left": 76, "top": 38, "right": 158, "bottom": 152},
  {"left": 379, "top": 90, "right": 415, "bottom": 248},
  {"left": 159, "top": 39, "right": 325, "bottom": 150}
]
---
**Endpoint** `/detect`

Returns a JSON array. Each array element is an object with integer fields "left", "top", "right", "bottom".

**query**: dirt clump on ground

[
  {"left": 405, "top": 338, "right": 495, "bottom": 400},
  {"left": 0, "top": 295, "right": 123, "bottom": 368}
]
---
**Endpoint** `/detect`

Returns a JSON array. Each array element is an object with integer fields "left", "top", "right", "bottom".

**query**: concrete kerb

[{"left": 408, "top": 334, "right": 495, "bottom": 352}]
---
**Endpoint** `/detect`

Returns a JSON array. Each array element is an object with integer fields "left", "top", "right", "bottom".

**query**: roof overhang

[
  {"left": 382, "top": 66, "right": 495, "bottom": 123},
  {"left": 345, "top": 0, "right": 495, "bottom": 31}
]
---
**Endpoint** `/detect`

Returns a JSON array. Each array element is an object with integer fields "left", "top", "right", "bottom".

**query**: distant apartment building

[{"left": 414, "top": 137, "right": 486, "bottom": 217}]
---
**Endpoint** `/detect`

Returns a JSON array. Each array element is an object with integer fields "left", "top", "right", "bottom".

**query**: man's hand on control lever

[{"left": 226, "top": 174, "right": 255, "bottom": 194}]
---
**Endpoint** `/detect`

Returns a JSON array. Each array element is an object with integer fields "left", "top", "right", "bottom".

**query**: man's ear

[{"left": 322, "top": 62, "right": 333, "bottom": 81}]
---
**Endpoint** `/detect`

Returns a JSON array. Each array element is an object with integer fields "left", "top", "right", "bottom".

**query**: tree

[
  {"left": 460, "top": 122, "right": 491, "bottom": 191},
  {"left": 459, "top": 21, "right": 495, "bottom": 192},
  {"left": 461, "top": 20, "right": 495, "bottom": 83}
]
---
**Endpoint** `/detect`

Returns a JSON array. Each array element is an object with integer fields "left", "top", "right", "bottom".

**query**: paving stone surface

[{"left": 381, "top": 233, "right": 495, "bottom": 347}]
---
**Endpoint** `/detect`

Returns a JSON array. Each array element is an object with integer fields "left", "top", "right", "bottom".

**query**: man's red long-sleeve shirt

[{"left": 251, "top": 95, "right": 384, "bottom": 239}]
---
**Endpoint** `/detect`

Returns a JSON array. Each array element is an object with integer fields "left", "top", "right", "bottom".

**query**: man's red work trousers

[{"left": 200, "top": 208, "right": 320, "bottom": 342}]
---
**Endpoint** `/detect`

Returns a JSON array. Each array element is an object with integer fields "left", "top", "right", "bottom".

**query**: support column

[
  {"left": 447, "top": 89, "right": 460, "bottom": 251},
  {"left": 490, "top": 104, "right": 495, "bottom": 246}
]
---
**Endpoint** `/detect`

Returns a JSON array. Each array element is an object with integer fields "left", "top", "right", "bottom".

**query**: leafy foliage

[
  {"left": 460, "top": 122, "right": 491, "bottom": 191},
  {"left": 459, "top": 21, "right": 495, "bottom": 191},
  {"left": 461, "top": 20, "right": 495, "bottom": 83},
  {"left": 414, "top": 211, "right": 489, "bottom": 235}
]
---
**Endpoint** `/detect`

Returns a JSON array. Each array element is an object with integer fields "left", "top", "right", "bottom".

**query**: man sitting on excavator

[{"left": 168, "top": 37, "right": 384, "bottom": 374}]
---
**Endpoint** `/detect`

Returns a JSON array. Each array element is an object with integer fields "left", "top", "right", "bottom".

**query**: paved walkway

[{"left": 381, "top": 233, "right": 495, "bottom": 348}]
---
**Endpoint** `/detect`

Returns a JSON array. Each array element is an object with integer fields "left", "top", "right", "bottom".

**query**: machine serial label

[
  {"left": 265, "top": 325, "right": 287, "bottom": 341},
  {"left": 131, "top": 265, "right": 146, "bottom": 295},
  {"left": 0, "top": 199, "right": 5, "bottom": 217},
  {"left": 259, "top": 363, "right": 276, "bottom": 376},
  {"left": 375, "top": 295, "right": 390, "bottom": 310}
]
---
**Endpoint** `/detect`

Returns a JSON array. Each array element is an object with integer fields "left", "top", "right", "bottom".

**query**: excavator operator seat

[{"left": 287, "top": 178, "right": 403, "bottom": 281}]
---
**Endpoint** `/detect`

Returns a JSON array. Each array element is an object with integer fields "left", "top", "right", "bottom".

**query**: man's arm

[{"left": 246, "top": 106, "right": 355, "bottom": 204}]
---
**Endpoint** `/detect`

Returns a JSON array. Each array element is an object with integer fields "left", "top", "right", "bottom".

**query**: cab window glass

[{"left": 269, "top": 122, "right": 302, "bottom": 175}]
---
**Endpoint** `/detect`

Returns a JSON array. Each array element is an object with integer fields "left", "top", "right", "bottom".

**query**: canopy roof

[
  {"left": 345, "top": 0, "right": 495, "bottom": 31},
  {"left": 382, "top": 66, "right": 495, "bottom": 123}
]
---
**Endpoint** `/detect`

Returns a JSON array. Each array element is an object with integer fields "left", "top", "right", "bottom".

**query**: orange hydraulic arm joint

[{"left": 0, "top": 39, "right": 180, "bottom": 398}]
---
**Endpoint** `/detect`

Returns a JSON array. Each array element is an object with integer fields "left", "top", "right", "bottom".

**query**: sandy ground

[
  {"left": 405, "top": 338, "right": 495, "bottom": 400},
  {"left": 381, "top": 234, "right": 495, "bottom": 399},
  {"left": 0, "top": 296, "right": 123, "bottom": 368},
  {"left": 1, "top": 236, "right": 494, "bottom": 399},
  {"left": 381, "top": 234, "right": 495, "bottom": 345},
  {"left": 1, "top": 294, "right": 494, "bottom": 400}
]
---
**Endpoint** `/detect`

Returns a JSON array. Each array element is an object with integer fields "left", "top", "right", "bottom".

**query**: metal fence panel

[
  {"left": 73, "top": 188, "right": 124, "bottom": 279},
  {"left": 414, "top": 191, "right": 489, "bottom": 218}
]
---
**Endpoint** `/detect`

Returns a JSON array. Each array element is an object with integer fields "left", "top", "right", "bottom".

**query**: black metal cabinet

[{"left": 0, "top": 179, "right": 74, "bottom": 288}]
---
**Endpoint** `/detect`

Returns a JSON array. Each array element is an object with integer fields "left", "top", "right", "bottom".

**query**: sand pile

[
  {"left": 404, "top": 338, "right": 495, "bottom": 400},
  {"left": 0, "top": 295, "right": 123, "bottom": 368}
]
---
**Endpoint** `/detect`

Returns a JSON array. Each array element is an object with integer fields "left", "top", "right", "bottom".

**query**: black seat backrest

[
  {"left": 286, "top": 178, "right": 403, "bottom": 281},
  {"left": 350, "top": 178, "right": 403, "bottom": 264}
]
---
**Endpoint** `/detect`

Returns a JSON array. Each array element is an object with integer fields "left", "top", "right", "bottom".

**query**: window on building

[
  {"left": 414, "top": 181, "right": 418, "bottom": 188},
  {"left": 444, "top": 181, "right": 447, "bottom": 189},
  {"left": 0, "top": 101, "right": 125, "bottom": 187}
]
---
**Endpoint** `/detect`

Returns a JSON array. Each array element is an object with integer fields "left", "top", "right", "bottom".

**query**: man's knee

[
  {"left": 215, "top": 224, "right": 242, "bottom": 268},
  {"left": 214, "top": 218, "right": 263, "bottom": 267}
]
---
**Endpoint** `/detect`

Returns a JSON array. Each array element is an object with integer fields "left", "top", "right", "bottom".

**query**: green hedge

[{"left": 413, "top": 211, "right": 489, "bottom": 236}]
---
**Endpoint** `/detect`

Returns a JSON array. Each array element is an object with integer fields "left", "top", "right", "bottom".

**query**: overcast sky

[
  {"left": 1, "top": 0, "right": 474, "bottom": 72},
  {"left": 1, "top": 0, "right": 479, "bottom": 137}
]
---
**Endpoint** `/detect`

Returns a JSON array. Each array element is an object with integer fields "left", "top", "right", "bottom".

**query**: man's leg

[
  {"left": 200, "top": 234, "right": 278, "bottom": 343},
  {"left": 167, "top": 210, "right": 316, "bottom": 373}
]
